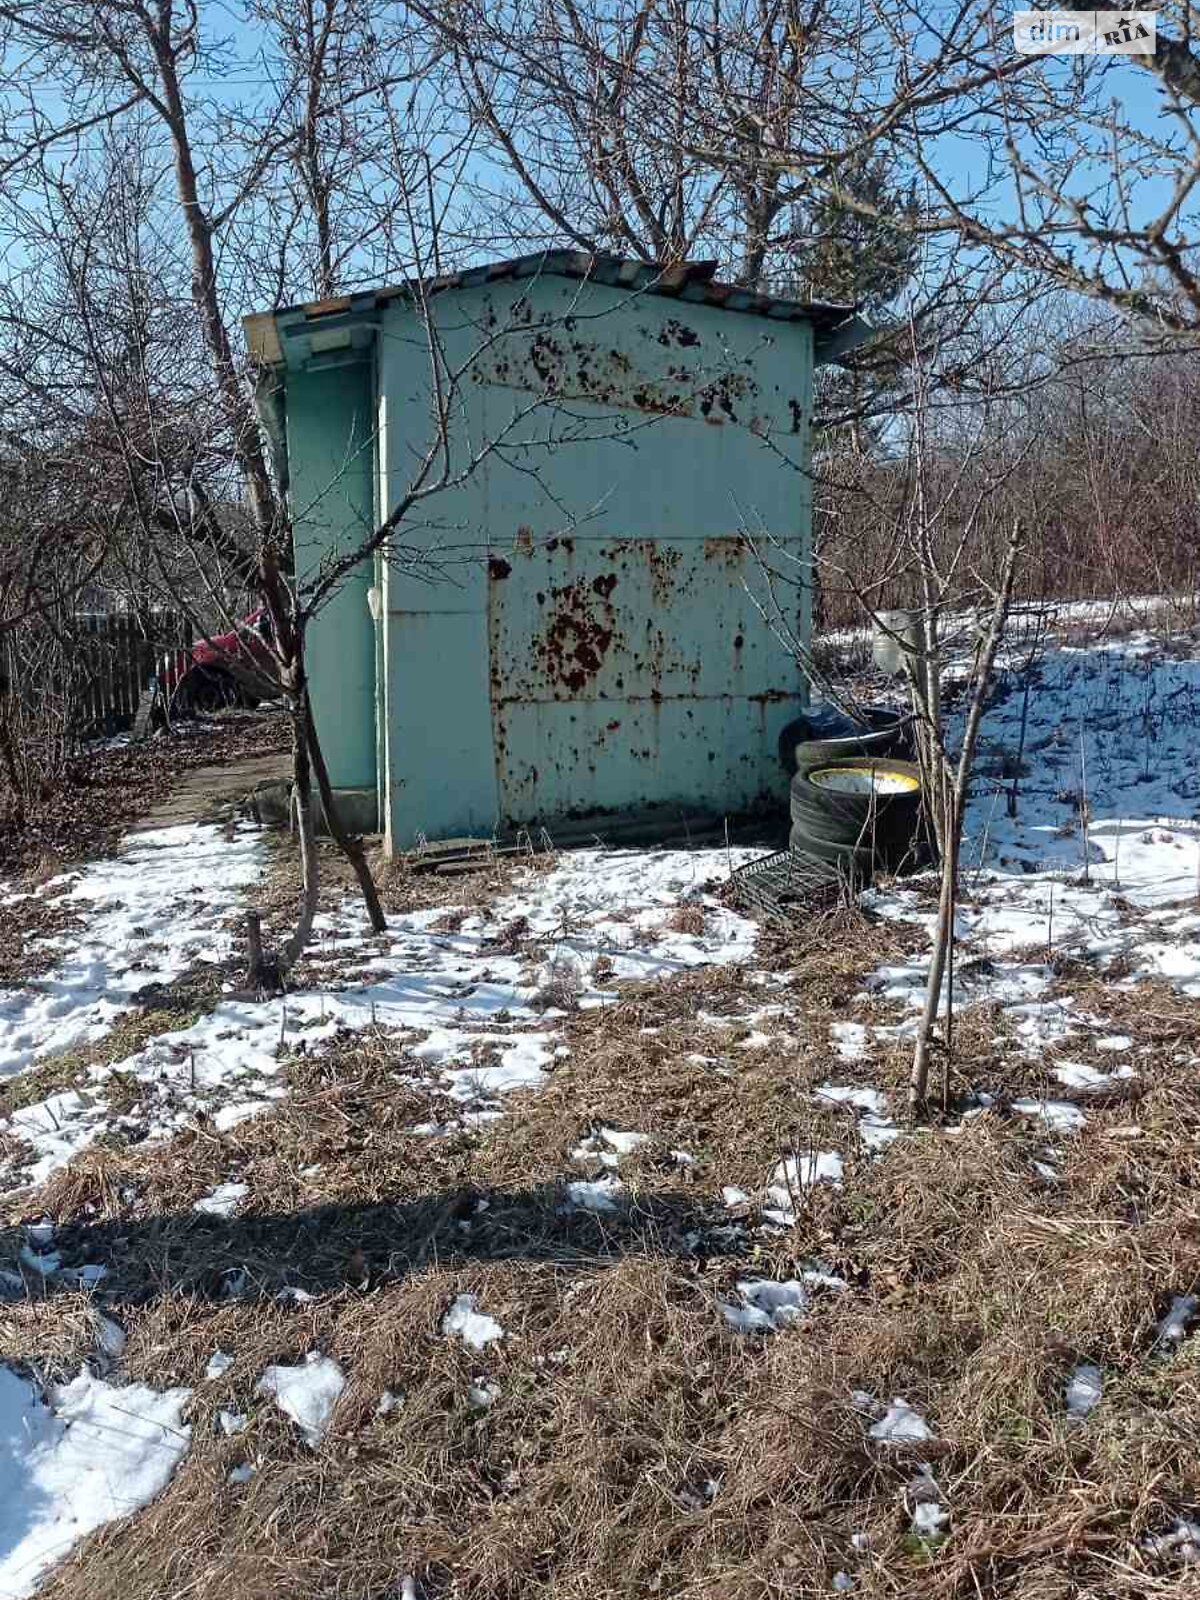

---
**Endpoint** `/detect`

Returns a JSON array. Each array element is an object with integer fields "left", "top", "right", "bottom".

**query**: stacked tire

[
  {"left": 790, "top": 755, "right": 926, "bottom": 875},
  {"left": 777, "top": 705, "right": 913, "bottom": 776},
  {"left": 780, "top": 707, "right": 929, "bottom": 884}
]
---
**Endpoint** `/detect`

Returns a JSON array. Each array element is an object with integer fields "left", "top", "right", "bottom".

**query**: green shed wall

[
  {"left": 373, "top": 276, "right": 813, "bottom": 851},
  {"left": 288, "top": 359, "right": 378, "bottom": 806}
]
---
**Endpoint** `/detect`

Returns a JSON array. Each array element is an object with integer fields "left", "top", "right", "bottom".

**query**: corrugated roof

[{"left": 245, "top": 250, "right": 862, "bottom": 367}]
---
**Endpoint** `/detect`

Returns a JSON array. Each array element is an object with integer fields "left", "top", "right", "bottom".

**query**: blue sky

[{"left": 0, "top": 2, "right": 1191, "bottom": 285}]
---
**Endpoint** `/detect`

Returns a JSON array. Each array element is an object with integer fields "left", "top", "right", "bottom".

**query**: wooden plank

[{"left": 132, "top": 687, "right": 157, "bottom": 741}]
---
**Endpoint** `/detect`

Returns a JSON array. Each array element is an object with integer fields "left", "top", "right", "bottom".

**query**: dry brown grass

[
  {"left": 0, "top": 708, "right": 290, "bottom": 878},
  {"left": 665, "top": 902, "right": 709, "bottom": 936},
  {"left": 9, "top": 906, "right": 1200, "bottom": 1599},
  {"left": 373, "top": 845, "right": 560, "bottom": 919},
  {"left": 243, "top": 837, "right": 562, "bottom": 997}
]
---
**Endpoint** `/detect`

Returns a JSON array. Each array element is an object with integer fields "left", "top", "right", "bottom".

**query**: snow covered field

[
  {"left": 0, "top": 1367, "right": 190, "bottom": 1600},
  {"left": 1, "top": 842, "right": 757, "bottom": 1192},
  {"left": 853, "top": 635, "right": 1200, "bottom": 1120},
  {"left": 0, "top": 824, "right": 263, "bottom": 1080},
  {"left": 0, "top": 832, "right": 762, "bottom": 1592},
  {"left": 1, "top": 620, "right": 1199, "bottom": 1597}
]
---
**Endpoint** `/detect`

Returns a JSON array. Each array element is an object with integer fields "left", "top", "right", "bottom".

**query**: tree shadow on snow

[{"left": 0, "top": 1181, "right": 747, "bottom": 1308}]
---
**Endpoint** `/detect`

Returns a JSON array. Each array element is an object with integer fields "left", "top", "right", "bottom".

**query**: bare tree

[
  {"left": 890, "top": 350, "right": 1028, "bottom": 1109},
  {"left": 240, "top": 0, "right": 452, "bottom": 299},
  {"left": 0, "top": 447, "right": 115, "bottom": 821},
  {"left": 0, "top": 8, "right": 679, "bottom": 985},
  {"left": 0, "top": 0, "right": 456, "bottom": 968},
  {"left": 428, "top": 0, "right": 919, "bottom": 289},
  {"left": 748, "top": 312, "right": 1044, "bottom": 1115},
  {"left": 580, "top": 0, "right": 1200, "bottom": 343},
  {"left": 430, "top": 0, "right": 1095, "bottom": 454},
  {"left": 814, "top": 294, "right": 1200, "bottom": 632}
]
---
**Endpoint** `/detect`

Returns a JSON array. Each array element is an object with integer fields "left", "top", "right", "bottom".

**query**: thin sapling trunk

[
  {"left": 304, "top": 698, "right": 386, "bottom": 934},
  {"left": 909, "top": 519, "right": 1023, "bottom": 1113},
  {"left": 279, "top": 684, "right": 320, "bottom": 976}
]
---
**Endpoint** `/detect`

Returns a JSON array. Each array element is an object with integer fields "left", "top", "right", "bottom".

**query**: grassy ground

[{"left": 5, "top": 857, "right": 1200, "bottom": 1600}]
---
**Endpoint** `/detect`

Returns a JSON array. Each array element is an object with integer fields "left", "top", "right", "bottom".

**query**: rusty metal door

[{"left": 487, "top": 535, "right": 797, "bottom": 822}]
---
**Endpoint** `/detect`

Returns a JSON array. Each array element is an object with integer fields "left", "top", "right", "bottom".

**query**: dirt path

[
  {"left": 127, "top": 748, "right": 290, "bottom": 832},
  {"left": 0, "top": 709, "right": 290, "bottom": 878}
]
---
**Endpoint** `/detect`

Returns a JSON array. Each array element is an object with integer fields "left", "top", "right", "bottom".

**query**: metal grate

[{"left": 730, "top": 847, "right": 862, "bottom": 925}]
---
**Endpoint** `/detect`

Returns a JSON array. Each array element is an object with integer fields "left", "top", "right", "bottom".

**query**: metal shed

[{"left": 245, "top": 252, "right": 868, "bottom": 852}]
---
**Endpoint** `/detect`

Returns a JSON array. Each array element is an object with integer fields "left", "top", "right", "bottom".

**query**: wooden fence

[
  {"left": 74, "top": 610, "right": 190, "bottom": 736},
  {"left": 0, "top": 607, "right": 198, "bottom": 809}
]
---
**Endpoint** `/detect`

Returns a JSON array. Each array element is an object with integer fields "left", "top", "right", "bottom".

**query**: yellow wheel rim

[{"left": 808, "top": 766, "right": 919, "bottom": 796}]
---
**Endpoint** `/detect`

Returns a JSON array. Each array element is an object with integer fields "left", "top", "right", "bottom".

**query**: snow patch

[
  {"left": 815, "top": 1083, "right": 886, "bottom": 1116},
  {"left": 0, "top": 824, "right": 262, "bottom": 1082},
  {"left": 566, "top": 1176, "right": 623, "bottom": 1213},
  {"left": 1053, "top": 1061, "right": 1136, "bottom": 1092},
  {"left": 830, "top": 1021, "right": 869, "bottom": 1060},
  {"left": 18, "top": 1245, "right": 60, "bottom": 1277},
  {"left": 0, "top": 840, "right": 758, "bottom": 1192},
  {"left": 571, "top": 1126, "right": 649, "bottom": 1168},
  {"left": 1012, "top": 1097, "right": 1086, "bottom": 1133},
  {"left": 859, "top": 642, "right": 1200, "bottom": 1049},
  {"left": 442, "top": 1293, "right": 505, "bottom": 1351},
  {"left": 1065, "top": 1363, "right": 1103, "bottom": 1421},
  {"left": 256, "top": 1353, "right": 345, "bottom": 1447},
  {"left": 193, "top": 1181, "right": 249, "bottom": 1218},
  {"left": 1155, "top": 1294, "right": 1198, "bottom": 1349},
  {"left": 764, "top": 1151, "right": 844, "bottom": 1222},
  {"left": 815, "top": 1083, "right": 900, "bottom": 1152},
  {"left": 868, "top": 1397, "right": 934, "bottom": 1444},
  {"left": 722, "top": 1279, "right": 808, "bottom": 1334},
  {"left": 1144, "top": 1518, "right": 1200, "bottom": 1566},
  {"left": 0, "top": 1365, "right": 190, "bottom": 1598},
  {"left": 95, "top": 1316, "right": 126, "bottom": 1360},
  {"left": 721, "top": 1272, "right": 845, "bottom": 1334}
]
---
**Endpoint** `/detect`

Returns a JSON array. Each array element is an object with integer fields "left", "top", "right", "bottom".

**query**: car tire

[
  {"left": 777, "top": 707, "right": 912, "bottom": 777},
  {"left": 789, "top": 754, "right": 927, "bottom": 875},
  {"left": 177, "top": 667, "right": 240, "bottom": 715}
]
